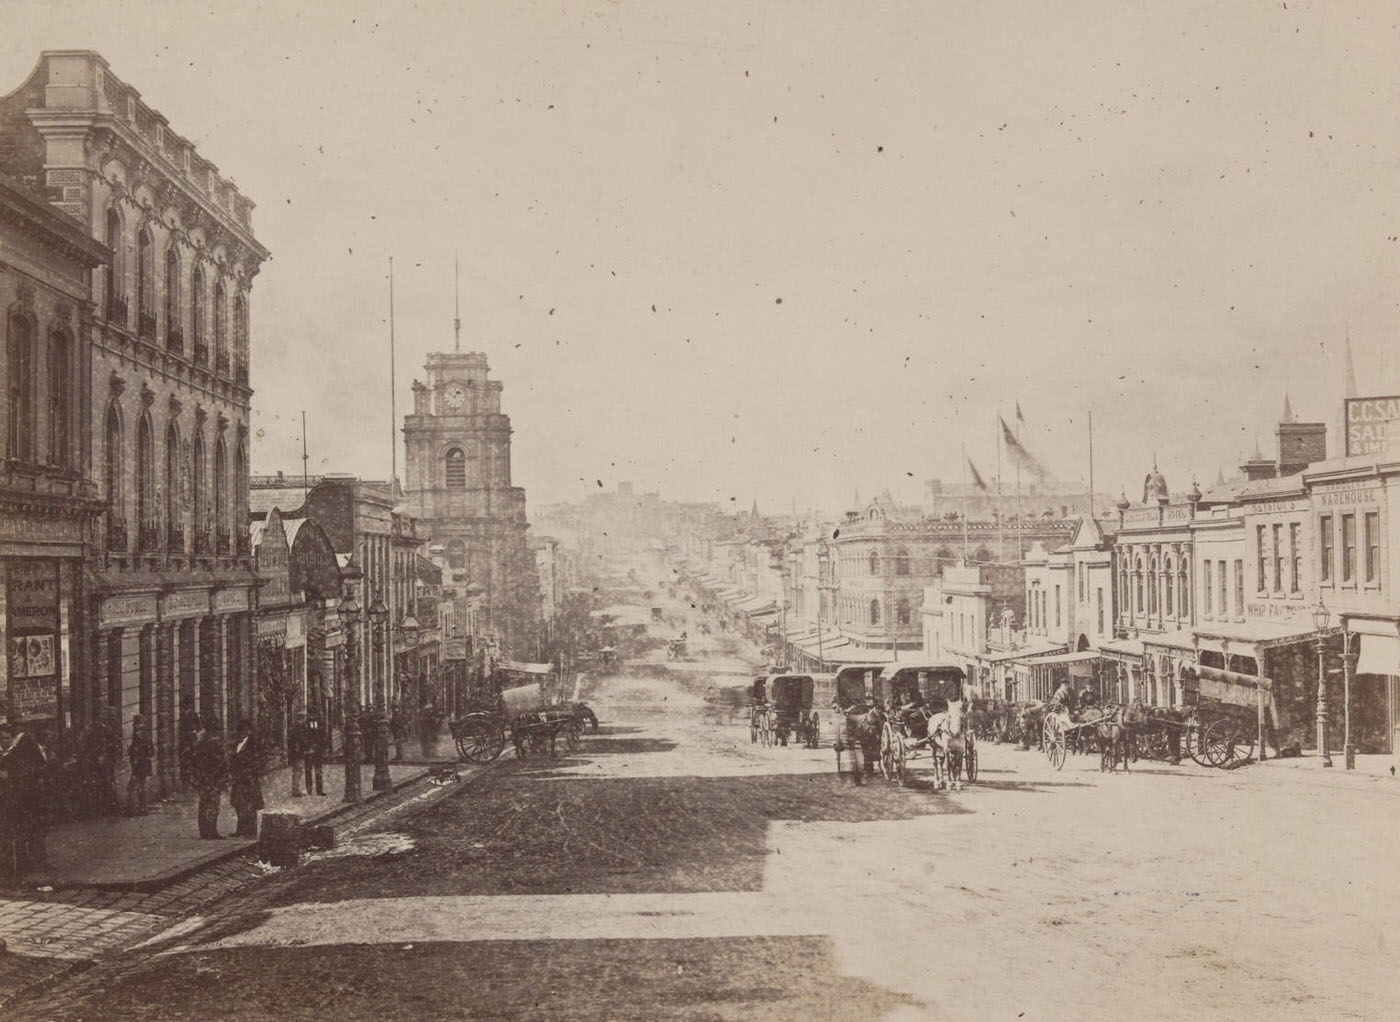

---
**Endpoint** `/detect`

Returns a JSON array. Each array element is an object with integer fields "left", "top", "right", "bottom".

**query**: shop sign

[
  {"left": 7, "top": 561, "right": 60, "bottom": 721},
  {"left": 1244, "top": 601, "right": 1308, "bottom": 621},
  {"left": 444, "top": 638, "right": 468, "bottom": 660},
  {"left": 99, "top": 594, "right": 157, "bottom": 628},
  {"left": 214, "top": 588, "right": 250, "bottom": 613},
  {"left": 1345, "top": 396, "right": 1400, "bottom": 456},
  {"left": 1314, "top": 478, "right": 1381, "bottom": 508},
  {"left": 161, "top": 590, "right": 209, "bottom": 618},
  {"left": 0, "top": 515, "right": 82, "bottom": 545},
  {"left": 287, "top": 611, "right": 306, "bottom": 647},
  {"left": 257, "top": 614, "right": 288, "bottom": 638}
]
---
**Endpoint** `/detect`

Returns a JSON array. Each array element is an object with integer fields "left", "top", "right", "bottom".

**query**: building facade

[
  {"left": 1, "top": 51, "right": 268, "bottom": 798},
  {"left": 403, "top": 351, "right": 538, "bottom": 655}
]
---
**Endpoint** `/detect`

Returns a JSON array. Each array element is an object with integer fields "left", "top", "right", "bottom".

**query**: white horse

[{"left": 928, "top": 699, "right": 968, "bottom": 791}]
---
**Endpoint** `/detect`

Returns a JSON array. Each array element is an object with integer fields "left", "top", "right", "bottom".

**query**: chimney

[{"left": 1277, "top": 421, "right": 1327, "bottom": 476}]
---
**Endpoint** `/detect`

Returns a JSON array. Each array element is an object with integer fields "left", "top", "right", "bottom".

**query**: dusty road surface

[{"left": 9, "top": 626, "right": 1400, "bottom": 1020}]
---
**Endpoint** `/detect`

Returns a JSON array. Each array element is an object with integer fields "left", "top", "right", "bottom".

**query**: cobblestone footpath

[{"left": 0, "top": 766, "right": 481, "bottom": 1011}]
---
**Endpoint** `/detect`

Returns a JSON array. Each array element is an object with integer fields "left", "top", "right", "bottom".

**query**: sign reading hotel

[{"left": 1345, "top": 396, "right": 1400, "bottom": 456}]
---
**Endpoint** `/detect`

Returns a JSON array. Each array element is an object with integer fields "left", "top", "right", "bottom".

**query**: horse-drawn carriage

[
  {"left": 449, "top": 661, "right": 594, "bottom": 762},
  {"left": 875, "top": 664, "right": 978, "bottom": 787},
  {"left": 1041, "top": 699, "right": 1257, "bottom": 772},
  {"left": 830, "top": 664, "right": 885, "bottom": 781},
  {"left": 769, "top": 674, "right": 820, "bottom": 748},
  {"left": 749, "top": 675, "right": 773, "bottom": 746}
]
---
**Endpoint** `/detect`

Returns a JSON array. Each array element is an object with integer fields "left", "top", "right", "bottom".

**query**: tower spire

[
  {"left": 1282, "top": 391, "right": 1295, "bottom": 424},
  {"left": 1344, "top": 328, "right": 1357, "bottom": 399}
]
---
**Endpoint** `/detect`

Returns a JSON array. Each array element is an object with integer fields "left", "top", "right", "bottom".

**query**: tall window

[
  {"left": 868, "top": 549, "right": 879, "bottom": 576},
  {"left": 1218, "top": 560, "right": 1227, "bottom": 615},
  {"left": 1135, "top": 558, "right": 1144, "bottom": 614},
  {"left": 7, "top": 313, "right": 36, "bottom": 461},
  {"left": 191, "top": 267, "right": 206, "bottom": 359},
  {"left": 192, "top": 433, "right": 206, "bottom": 541},
  {"left": 869, "top": 599, "right": 880, "bottom": 626},
  {"left": 445, "top": 447, "right": 466, "bottom": 489},
  {"left": 235, "top": 441, "right": 247, "bottom": 543},
  {"left": 1203, "top": 559, "right": 1213, "bottom": 616},
  {"left": 1320, "top": 515, "right": 1334, "bottom": 583},
  {"left": 213, "top": 280, "right": 227, "bottom": 365},
  {"left": 897, "top": 597, "right": 910, "bottom": 626},
  {"left": 1148, "top": 559, "right": 1159, "bottom": 616},
  {"left": 1164, "top": 559, "right": 1174, "bottom": 617},
  {"left": 894, "top": 547, "right": 910, "bottom": 576},
  {"left": 447, "top": 539, "right": 466, "bottom": 569},
  {"left": 1055, "top": 585, "right": 1062, "bottom": 628},
  {"left": 165, "top": 424, "right": 180, "bottom": 548},
  {"left": 1234, "top": 560, "right": 1244, "bottom": 617},
  {"left": 1365, "top": 512, "right": 1380, "bottom": 585},
  {"left": 1179, "top": 563, "right": 1189, "bottom": 618},
  {"left": 1078, "top": 563, "right": 1085, "bottom": 603},
  {"left": 165, "top": 246, "right": 181, "bottom": 345},
  {"left": 1342, "top": 513, "right": 1357, "bottom": 582},
  {"left": 104, "top": 403, "right": 124, "bottom": 521},
  {"left": 214, "top": 436, "right": 227, "bottom": 539},
  {"left": 1289, "top": 523, "right": 1301, "bottom": 593},
  {"left": 137, "top": 226, "right": 154, "bottom": 331},
  {"left": 1271, "top": 524, "right": 1283, "bottom": 593},
  {"left": 47, "top": 329, "right": 73, "bottom": 468},
  {"left": 136, "top": 415, "right": 155, "bottom": 546},
  {"left": 1096, "top": 588, "right": 1104, "bottom": 634},
  {"left": 105, "top": 206, "right": 123, "bottom": 313}
]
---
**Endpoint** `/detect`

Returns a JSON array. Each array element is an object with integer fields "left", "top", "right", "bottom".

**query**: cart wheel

[
  {"left": 1186, "top": 724, "right": 1211, "bottom": 767},
  {"left": 965, "top": 746, "right": 979, "bottom": 783},
  {"left": 1225, "top": 722, "right": 1255, "bottom": 765},
  {"left": 1199, "top": 720, "right": 1232, "bottom": 766},
  {"left": 1044, "top": 716, "right": 1066, "bottom": 771},
  {"left": 457, "top": 719, "right": 507, "bottom": 763},
  {"left": 879, "top": 723, "right": 896, "bottom": 781},
  {"left": 892, "top": 733, "right": 908, "bottom": 786},
  {"left": 565, "top": 721, "right": 582, "bottom": 752},
  {"left": 1208, "top": 719, "right": 1253, "bottom": 766}
]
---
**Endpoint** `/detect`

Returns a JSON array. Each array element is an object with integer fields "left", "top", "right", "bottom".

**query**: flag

[
  {"left": 967, "top": 456, "right": 988, "bottom": 492},
  {"left": 1015, "top": 401, "right": 1025, "bottom": 423},
  {"left": 1002, "top": 415, "right": 1049, "bottom": 481}
]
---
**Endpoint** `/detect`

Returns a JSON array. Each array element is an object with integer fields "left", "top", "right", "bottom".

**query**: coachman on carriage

[
  {"left": 769, "top": 674, "right": 820, "bottom": 748},
  {"left": 874, "top": 664, "right": 978, "bottom": 788},
  {"left": 830, "top": 665, "right": 885, "bottom": 783}
]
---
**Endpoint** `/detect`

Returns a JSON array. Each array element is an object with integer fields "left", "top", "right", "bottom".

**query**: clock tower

[{"left": 403, "top": 351, "right": 536, "bottom": 653}]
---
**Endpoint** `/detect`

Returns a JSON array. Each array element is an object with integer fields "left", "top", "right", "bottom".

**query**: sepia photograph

[{"left": 0, "top": 2, "right": 1397, "bottom": 1019}]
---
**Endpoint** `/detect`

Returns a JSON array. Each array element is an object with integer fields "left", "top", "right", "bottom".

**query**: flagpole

[
  {"left": 389, "top": 255, "right": 397, "bottom": 485},
  {"left": 1088, "top": 410, "right": 1095, "bottom": 519},
  {"left": 996, "top": 414, "right": 1004, "bottom": 556},
  {"left": 1014, "top": 413, "right": 1023, "bottom": 559},
  {"left": 960, "top": 443, "right": 970, "bottom": 561}
]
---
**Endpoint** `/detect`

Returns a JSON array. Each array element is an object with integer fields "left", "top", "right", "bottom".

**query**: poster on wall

[{"left": 7, "top": 560, "right": 60, "bottom": 722}]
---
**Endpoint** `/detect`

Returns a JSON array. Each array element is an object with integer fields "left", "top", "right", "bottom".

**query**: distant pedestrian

[
  {"left": 304, "top": 712, "right": 326, "bottom": 795},
  {"left": 390, "top": 703, "right": 407, "bottom": 763},
  {"left": 228, "top": 719, "right": 264, "bottom": 839},
  {"left": 360, "top": 704, "right": 376, "bottom": 763},
  {"left": 126, "top": 715, "right": 153, "bottom": 815},
  {"left": 192, "top": 717, "right": 227, "bottom": 839},
  {"left": 90, "top": 714, "right": 121, "bottom": 815},
  {"left": 178, "top": 708, "right": 201, "bottom": 788},
  {"left": 288, "top": 713, "right": 308, "bottom": 796}
]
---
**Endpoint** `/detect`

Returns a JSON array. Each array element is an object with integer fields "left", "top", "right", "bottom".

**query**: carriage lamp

[
  {"left": 1312, "top": 601, "right": 1332, "bottom": 768},
  {"left": 338, "top": 573, "right": 364, "bottom": 804},
  {"left": 369, "top": 592, "right": 392, "bottom": 791}
]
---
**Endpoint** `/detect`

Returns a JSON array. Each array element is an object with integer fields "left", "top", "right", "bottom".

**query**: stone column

[
  {"left": 155, "top": 623, "right": 177, "bottom": 796},
  {"left": 199, "top": 616, "right": 221, "bottom": 726},
  {"left": 178, "top": 618, "right": 198, "bottom": 721}
]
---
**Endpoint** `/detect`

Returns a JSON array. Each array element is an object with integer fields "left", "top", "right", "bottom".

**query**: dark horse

[
  {"left": 833, "top": 702, "right": 883, "bottom": 785},
  {"left": 1094, "top": 703, "right": 1132, "bottom": 773}
]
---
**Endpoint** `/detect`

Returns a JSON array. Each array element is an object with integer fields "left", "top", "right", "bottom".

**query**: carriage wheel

[
  {"left": 1185, "top": 724, "right": 1212, "bottom": 767},
  {"left": 564, "top": 720, "right": 582, "bottom": 752},
  {"left": 1044, "top": 717, "right": 1067, "bottom": 771},
  {"left": 879, "top": 723, "right": 896, "bottom": 781},
  {"left": 1223, "top": 721, "right": 1255, "bottom": 765},
  {"left": 892, "top": 732, "right": 908, "bottom": 786},
  {"left": 1206, "top": 719, "right": 1252, "bottom": 766},
  {"left": 457, "top": 719, "right": 507, "bottom": 763},
  {"left": 1198, "top": 721, "right": 1232, "bottom": 766},
  {"left": 965, "top": 745, "right": 979, "bottom": 783}
]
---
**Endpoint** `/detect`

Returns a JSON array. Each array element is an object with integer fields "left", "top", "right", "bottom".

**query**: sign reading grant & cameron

[
  {"left": 7, "top": 561, "right": 61, "bottom": 722},
  {"left": 1345, "top": 396, "right": 1400, "bottom": 456}
]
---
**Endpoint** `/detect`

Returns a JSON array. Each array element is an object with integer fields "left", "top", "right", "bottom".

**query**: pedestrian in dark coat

[
  {"left": 304, "top": 712, "right": 326, "bottom": 795},
  {"left": 178, "top": 708, "right": 201, "bottom": 788},
  {"left": 228, "top": 719, "right": 264, "bottom": 838},
  {"left": 2, "top": 730, "right": 50, "bottom": 871},
  {"left": 390, "top": 702, "right": 407, "bottom": 763},
  {"left": 288, "top": 713, "right": 308, "bottom": 796},
  {"left": 192, "top": 719, "right": 227, "bottom": 839},
  {"left": 126, "top": 715, "right": 153, "bottom": 815}
]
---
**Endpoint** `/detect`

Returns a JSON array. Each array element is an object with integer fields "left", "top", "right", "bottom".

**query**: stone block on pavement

[{"left": 258, "top": 812, "right": 302, "bottom": 868}]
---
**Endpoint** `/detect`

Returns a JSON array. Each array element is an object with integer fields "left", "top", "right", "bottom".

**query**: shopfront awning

[
  {"left": 1357, "top": 634, "right": 1400, "bottom": 677},
  {"left": 1098, "top": 637, "right": 1145, "bottom": 660}
]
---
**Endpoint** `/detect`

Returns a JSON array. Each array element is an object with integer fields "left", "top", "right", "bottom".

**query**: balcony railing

[
  {"left": 215, "top": 349, "right": 230, "bottom": 377},
  {"left": 193, "top": 339, "right": 209, "bottom": 366},
  {"left": 138, "top": 522, "right": 161, "bottom": 552},
  {"left": 138, "top": 310, "right": 157, "bottom": 339},
  {"left": 167, "top": 522, "right": 185, "bottom": 554},
  {"left": 216, "top": 529, "right": 231, "bottom": 555},
  {"left": 167, "top": 326, "right": 184, "bottom": 356},
  {"left": 193, "top": 531, "right": 211, "bottom": 555},
  {"left": 106, "top": 516, "right": 128, "bottom": 551},
  {"left": 106, "top": 293, "right": 129, "bottom": 325}
]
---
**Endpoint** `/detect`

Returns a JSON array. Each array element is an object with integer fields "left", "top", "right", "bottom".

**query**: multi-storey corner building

[
  {"left": 403, "top": 350, "right": 538, "bottom": 655},
  {"left": 1, "top": 51, "right": 268, "bottom": 798}
]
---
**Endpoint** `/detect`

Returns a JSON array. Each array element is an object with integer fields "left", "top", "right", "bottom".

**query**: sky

[{"left": 7, "top": 1, "right": 1400, "bottom": 514}]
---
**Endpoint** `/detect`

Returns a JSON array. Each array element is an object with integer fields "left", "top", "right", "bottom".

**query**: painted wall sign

[
  {"left": 0, "top": 515, "right": 83, "bottom": 544},
  {"left": 7, "top": 561, "right": 60, "bottom": 632},
  {"left": 213, "top": 588, "right": 250, "bottom": 613},
  {"left": 161, "top": 591, "right": 210, "bottom": 618},
  {"left": 99, "top": 595, "right": 157, "bottom": 628},
  {"left": 1345, "top": 396, "right": 1400, "bottom": 456}
]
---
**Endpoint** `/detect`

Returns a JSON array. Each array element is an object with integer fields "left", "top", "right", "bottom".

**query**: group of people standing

[{"left": 177, "top": 712, "right": 268, "bottom": 839}]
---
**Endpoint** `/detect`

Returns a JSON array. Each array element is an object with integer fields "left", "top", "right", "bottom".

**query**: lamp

[
  {"left": 1313, "top": 600, "right": 1332, "bottom": 768},
  {"left": 339, "top": 567, "right": 364, "bottom": 804},
  {"left": 368, "top": 590, "right": 391, "bottom": 791}
]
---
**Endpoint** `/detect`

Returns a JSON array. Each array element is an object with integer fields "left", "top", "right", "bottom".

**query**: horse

[
  {"left": 1014, "top": 700, "right": 1046, "bottom": 751},
  {"left": 1094, "top": 703, "right": 1131, "bottom": 773},
  {"left": 833, "top": 702, "right": 884, "bottom": 785},
  {"left": 929, "top": 699, "right": 969, "bottom": 791}
]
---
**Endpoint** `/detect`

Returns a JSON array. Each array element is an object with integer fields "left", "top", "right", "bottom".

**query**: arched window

[
  {"left": 1164, "top": 558, "right": 1175, "bottom": 617},
  {"left": 192, "top": 431, "right": 206, "bottom": 549},
  {"left": 894, "top": 546, "right": 911, "bottom": 576},
  {"left": 235, "top": 441, "right": 247, "bottom": 551},
  {"left": 165, "top": 423, "right": 181, "bottom": 551},
  {"left": 7, "top": 312, "right": 36, "bottom": 462},
  {"left": 447, "top": 539, "right": 466, "bottom": 569},
  {"left": 104, "top": 402, "right": 125, "bottom": 548},
  {"left": 445, "top": 447, "right": 466, "bottom": 489},
  {"left": 191, "top": 266, "right": 206, "bottom": 362},
  {"left": 105, "top": 206, "right": 124, "bottom": 319},
  {"left": 214, "top": 436, "right": 228, "bottom": 551},
  {"left": 47, "top": 328, "right": 72, "bottom": 468},
  {"left": 1148, "top": 558, "right": 1159, "bottom": 615},
  {"left": 165, "top": 245, "right": 181, "bottom": 350},
  {"left": 897, "top": 597, "right": 911, "bottom": 626},
  {"left": 137, "top": 226, "right": 155, "bottom": 334},
  {"left": 868, "top": 549, "right": 880, "bottom": 576},
  {"left": 869, "top": 599, "right": 881, "bottom": 626},
  {"left": 232, "top": 293, "right": 247, "bottom": 377},
  {"left": 213, "top": 280, "right": 227, "bottom": 371},
  {"left": 1179, "top": 564, "right": 1189, "bottom": 618},
  {"left": 137, "top": 415, "right": 155, "bottom": 549}
]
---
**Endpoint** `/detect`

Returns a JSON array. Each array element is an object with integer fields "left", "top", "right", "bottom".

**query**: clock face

[{"left": 444, "top": 385, "right": 466, "bottom": 409}]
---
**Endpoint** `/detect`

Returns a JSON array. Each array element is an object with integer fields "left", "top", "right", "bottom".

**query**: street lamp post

[
  {"left": 1341, "top": 629, "right": 1357, "bottom": 770},
  {"left": 370, "top": 591, "right": 391, "bottom": 791},
  {"left": 1313, "top": 600, "right": 1332, "bottom": 768},
  {"left": 338, "top": 574, "right": 363, "bottom": 804}
]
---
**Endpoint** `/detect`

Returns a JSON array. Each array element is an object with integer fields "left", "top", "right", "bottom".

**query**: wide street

[{"left": 6, "top": 596, "right": 1397, "bottom": 1022}]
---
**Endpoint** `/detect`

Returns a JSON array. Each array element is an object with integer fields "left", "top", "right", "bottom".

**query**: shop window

[
  {"left": 1320, "top": 515, "right": 1334, "bottom": 583},
  {"left": 1342, "top": 514, "right": 1357, "bottom": 583},
  {"left": 1365, "top": 512, "right": 1380, "bottom": 585},
  {"left": 1289, "top": 522, "right": 1301, "bottom": 593}
]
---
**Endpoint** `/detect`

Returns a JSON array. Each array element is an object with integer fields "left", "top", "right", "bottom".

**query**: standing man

[
  {"left": 192, "top": 717, "right": 227, "bottom": 839},
  {"left": 126, "top": 715, "right": 153, "bottom": 815},
  {"left": 304, "top": 710, "right": 326, "bottom": 796},
  {"left": 287, "top": 713, "right": 308, "bottom": 797},
  {"left": 228, "top": 720, "right": 263, "bottom": 839},
  {"left": 390, "top": 702, "right": 407, "bottom": 764}
]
